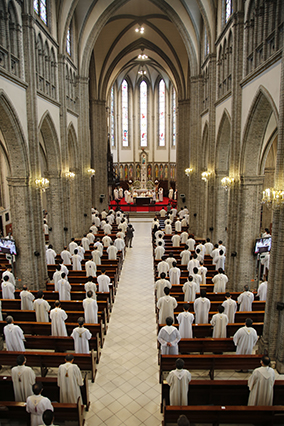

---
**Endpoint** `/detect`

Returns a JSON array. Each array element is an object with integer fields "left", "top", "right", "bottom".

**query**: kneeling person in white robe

[
  {"left": 233, "top": 318, "right": 258, "bottom": 355},
  {"left": 166, "top": 358, "right": 191, "bottom": 405},
  {"left": 248, "top": 355, "right": 275, "bottom": 406},
  {"left": 177, "top": 304, "right": 194, "bottom": 338},
  {"left": 210, "top": 305, "right": 228, "bottom": 338},
  {"left": 4, "top": 316, "right": 25, "bottom": 351},
  {"left": 12, "top": 354, "right": 36, "bottom": 401},
  {"left": 158, "top": 316, "right": 181, "bottom": 355},
  {"left": 71, "top": 317, "right": 92, "bottom": 354},
  {"left": 26, "top": 382, "right": 53, "bottom": 426},
  {"left": 50, "top": 301, "right": 68, "bottom": 336},
  {"left": 57, "top": 354, "right": 83, "bottom": 403}
]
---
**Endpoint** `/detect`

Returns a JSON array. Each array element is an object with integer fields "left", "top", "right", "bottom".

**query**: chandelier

[
  {"left": 201, "top": 171, "right": 212, "bottom": 182},
  {"left": 65, "top": 171, "right": 75, "bottom": 180},
  {"left": 221, "top": 176, "right": 234, "bottom": 190},
  {"left": 138, "top": 66, "right": 146, "bottom": 75},
  {"left": 262, "top": 188, "right": 284, "bottom": 209},
  {"left": 138, "top": 48, "right": 148, "bottom": 60},
  {"left": 35, "top": 178, "right": 49, "bottom": 192},
  {"left": 135, "top": 25, "right": 145, "bottom": 34},
  {"left": 87, "top": 168, "right": 96, "bottom": 178}
]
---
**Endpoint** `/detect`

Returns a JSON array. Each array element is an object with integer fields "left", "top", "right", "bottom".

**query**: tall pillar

[
  {"left": 176, "top": 99, "right": 190, "bottom": 210},
  {"left": 214, "top": 173, "right": 229, "bottom": 243},
  {"left": 90, "top": 99, "right": 108, "bottom": 210},
  {"left": 45, "top": 174, "right": 64, "bottom": 252}
]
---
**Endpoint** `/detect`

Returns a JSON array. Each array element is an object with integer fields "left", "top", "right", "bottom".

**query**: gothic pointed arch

[
  {"left": 215, "top": 109, "right": 231, "bottom": 175},
  {"left": 38, "top": 111, "right": 61, "bottom": 176}
]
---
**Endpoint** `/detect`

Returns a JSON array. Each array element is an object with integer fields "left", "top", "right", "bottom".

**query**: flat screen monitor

[
  {"left": 254, "top": 237, "right": 271, "bottom": 254},
  {"left": 0, "top": 238, "right": 17, "bottom": 256}
]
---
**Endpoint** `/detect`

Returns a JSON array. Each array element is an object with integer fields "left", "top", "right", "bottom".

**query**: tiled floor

[{"left": 84, "top": 219, "right": 163, "bottom": 426}]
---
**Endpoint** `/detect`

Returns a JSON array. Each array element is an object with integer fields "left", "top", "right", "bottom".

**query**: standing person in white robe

[
  {"left": 84, "top": 277, "right": 97, "bottom": 299},
  {"left": 155, "top": 242, "right": 165, "bottom": 260},
  {"left": 261, "top": 251, "right": 270, "bottom": 277},
  {"left": 61, "top": 246, "right": 72, "bottom": 265},
  {"left": 157, "top": 258, "right": 170, "bottom": 277},
  {"left": 215, "top": 249, "right": 226, "bottom": 271},
  {"left": 72, "top": 249, "right": 82, "bottom": 270},
  {"left": 12, "top": 354, "right": 35, "bottom": 401},
  {"left": 247, "top": 355, "right": 275, "bottom": 406},
  {"left": 211, "top": 244, "right": 220, "bottom": 266},
  {"left": 85, "top": 257, "right": 97, "bottom": 277},
  {"left": 87, "top": 230, "right": 96, "bottom": 244},
  {"left": 158, "top": 316, "right": 181, "bottom": 354},
  {"left": 114, "top": 235, "right": 125, "bottom": 252},
  {"left": 92, "top": 246, "right": 102, "bottom": 265},
  {"left": 155, "top": 273, "right": 172, "bottom": 300},
  {"left": 102, "top": 234, "right": 112, "bottom": 247},
  {"left": 180, "top": 231, "right": 189, "bottom": 244},
  {"left": 20, "top": 285, "right": 35, "bottom": 310},
  {"left": 171, "top": 232, "right": 180, "bottom": 247},
  {"left": 77, "top": 244, "right": 85, "bottom": 260},
  {"left": 50, "top": 301, "right": 68, "bottom": 336},
  {"left": 68, "top": 238, "right": 78, "bottom": 255},
  {"left": 210, "top": 305, "right": 228, "bottom": 338},
  {"left": 169, "top": 262, "right": 180, "bottom": 285},
  {"left": 52, "top": 265, "right": 62, "bottom": 291},
  {"left": 180, "top": 246, "right": 191, "bottom": 265},
  {"left": 57, "top": 273, "right": 71, "bottom": 301},
  {"left": 94, "top": 237, "right": 104, "bottom": 254},
  {"left": 46, "top": 244, "right": 56, "bottom": 265},
  {"left": 238, "top": 285, "right": 254, "bottom": 311},
  {"left": 2, "top": 275, "right": 15, "bottom": 298},
  {"left": 186, "top": 235, "right": 196, "bottom": 251},
  {"left": 4, "top": 316, "right": 25, "bottom": 351},
  {"left": 168, "top": 187, "right": 174, "bottom": 200},
  {"left": 113, "top": 187, "right": 119, "bottom": 200},
  {"left": 204, "top": 238, "right": 214, "bottom": 255},
  {"left": 158, "top": 187, "right": 163, "bottom": 202},
  {"left": 222, "top": 292, "right": 237, "bottom": 323},
  {"left": 157, "top": 287, "right": 177, "bottom": 324},
  {"left": 97, "top": 269, "right": 111, "bottom": 292},
  {"left": 34, "top": 291, "right": 50, "bottom": 322},
  {"left": 165, "top": 223, "right": 172, "bottom": 235},
  {"left": 175, "top": 219, "right": 182, "bottom": 232},
  {"left": 57, "top": 354, "right": 83, "bottom": 403},
  {"left": 107, "top": 242, "right": 118, "bottom": 260},
  {"left": 212, "top": 268, "right": 228, "bottom": 293},
  {"left": 183, "top": 276, "right": 197, "bottom": 302},
  {"left": 192, "top": 267, "right": 202, "bottom": 293},
  {"left": 83, "top": 291, "right": 98, "bottom": 323},
  {"left": 177, "top": 304, "right": 194, "bottom": 338},
  {"left": 26, "top": 382, "right": 53, "bottom": 426},
  {"left": 233, "top": 318, "right": 258, "bottom": 354},
  {"left": 166, "top": 358, "right": 191, "bottom": 405},
  {"left": 194, "top": 290, "right": 211, "bottom": 324},
  {"left": 118, "top": 187, "right": 124, "bottom": 198},
  {"left": 198, "top": 261, "right": 208, "bottom": 285},
  {"left": 195, "top": 243, "right": 205, "bottom": 260},
  {"left": 257, "top": 279, "right": 268, "bottom": 301},
  {"left": 71, "top": 317, "right": 92, "bottom": 354},
  {"left": 81, "top": 235, "right": 90, "bottom": 251},
  {"left": 2, "top": 266, "right": 16, "bottom": 286},
  {"left": 187, "top": 254, "right": 199, "bottom": 275}
]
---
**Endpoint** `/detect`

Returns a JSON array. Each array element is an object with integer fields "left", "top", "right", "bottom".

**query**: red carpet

[{"left": 109, "top": 197, "right": 177, "bottom": 212}]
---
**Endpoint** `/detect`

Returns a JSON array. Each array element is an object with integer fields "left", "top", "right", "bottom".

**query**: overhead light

[
  {"left": 185, "top": 168, "right": 193, "bottom": 176},
  {"left": 262, "top": 188, "right": 284, "bottom": 210},
  {"left": 35, "top": 177, "right": 49, "bottom": 192},
  {"left": 135, "top": 25, "right": 144, "bottom": 34},
  {"left": 221, "top": 176, "right": 234, "bottom": 190},
  {"left": 138, "top": 49, "right": 148, "bottom": 60},
  {"left": 201, "top": 171, "right": 212, "bottom": 182},
  {"left": 138, "top": 66, "right": 146, "bottom": 75}
]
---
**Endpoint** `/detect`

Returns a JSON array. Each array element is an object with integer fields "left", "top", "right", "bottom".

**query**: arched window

[
  {"left": 34, "top": 0, "right": 47, "bottom": 26},
  {"left": 159, "top": 79, "right": 165, "bottom": 147},
  {"left": 140, "top": 80, "right": 147, "bottom": 147},
  {"left": 225, "top": 0, "right": 232, "bottom": 23},
  {"left": 110, "top": 85, "right": 115, "bottom": 147},
  {"left": 204, "top": 28, "right": 209, "bottom": 57},
  {"left": 122, "top": 79, "right": 128, "bottom": 147},
  {"left": 172, "top": 86, "right": 176, "bottom": 147},
  {"left": 66, "top": 26, "right": 71, "bottom": 56}
]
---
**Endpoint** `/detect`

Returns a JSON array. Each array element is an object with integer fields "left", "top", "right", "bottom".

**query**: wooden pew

[
  {"left": 163, "top": 405, "right": 284, "bottom": 426},
  {"left": 179, "top": 338, "right": 236, "bottom": 354},
  {"left": 0, "top": 350, "right": 97, "bottom": 382},
  {"left": 0, "top": 320, "right": 105, "bottom": 348},
  {"left": 0, "top": 373, "right": 90, "bottom": 410},
  {"left": 0, "top": 399, "right": 84, "bottom": 426},
  {"left": 161, "top": 379, "right": 284, "bottom": 409},
  {"left": 159, "top": 354, "right": 263, "bottom": 382}
]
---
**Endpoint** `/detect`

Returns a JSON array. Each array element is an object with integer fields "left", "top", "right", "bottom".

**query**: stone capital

[
  {"left": 241, "top": 175, "right": 265, "bottom": 186},
  {"left": 6, "top": 176, "right": 29, "bottom": 187}
]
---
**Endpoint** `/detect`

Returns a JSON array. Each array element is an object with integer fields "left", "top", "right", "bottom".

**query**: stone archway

[{"left": 67, "top": 123, "right": 80, "bottom": 237}]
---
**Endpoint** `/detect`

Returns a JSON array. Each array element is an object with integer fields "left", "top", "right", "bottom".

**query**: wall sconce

[
  {"left": 262, "top": 188, "right": 284, "bottom": 210},
  {"left": 87, "top": 169, "right": 96, "bottom": 178},
  {"left": 185, "top": 168, "right": 193, "bottom": 177},
  {"left": 221, "top": 176, "right": 235, "bottom": 191},
  {"left": 65, "top": 172, "right": 75, "bottom": 180},
  {"left": 201, "top": 171, "right": 212, "bottom": 182},
  {"left": 35, "top": 178, "right": 49, "bottom": 192}
]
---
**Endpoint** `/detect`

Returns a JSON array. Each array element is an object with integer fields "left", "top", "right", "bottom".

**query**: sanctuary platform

[{"left": 109, "top": 197, "right": 177, "bottom": 212}]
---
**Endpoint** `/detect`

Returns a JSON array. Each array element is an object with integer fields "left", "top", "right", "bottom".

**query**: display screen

[
  {"left": 254, "top": 237, "right": 271, "bottom": 254},
  {"left": 0, "top": 238, "right": 17, "bottom": 256}
]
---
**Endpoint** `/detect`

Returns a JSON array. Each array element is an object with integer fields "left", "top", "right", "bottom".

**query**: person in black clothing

[{"left": 126, "top": 224, "right": 135, "bottom": 248}]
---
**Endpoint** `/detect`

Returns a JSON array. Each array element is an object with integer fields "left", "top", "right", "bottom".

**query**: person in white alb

[
  {"left": 81, "top": 235, "right": 90, "bottom": 251},
  {"left": 4, "top": 316, "right": 25, "bottom": 351},
  {"left": 210, "top": 305, "right": 228, "bottom": 338},
  {"left": 84, "top": 277, "right": 97, "bottom": 299},
  {"left": 92, "top": 246, "right": 102, "bottom": 265},
  {"left": 34, "top": 291, "right": 50, "bottom": 322},
  {"left": 157, "top": 257, "right": 170, "bottom": 277},
  {"left": 107, "top": 242, "right": 118, "bottom": 260},
  {"left": 85, "top": 256, "right": 97, "bottom": 277},
  {"left": 194, "top": 290, "right": 211, "bottom": 324},
  {"left": 169, "top": 262, "right": 181, "bottom": 285},
  {"left": 177, "top": 304, "right": 194, "bottom": 338},
  {"left": 157, "top": 287, "right": 177, "bottom": 324},
  {"left": 233, "top": 318, "right": 258, "bottom": 354},
  {"left": 26, "top": 382, "right": 53, "bottom": 426},
  {"left": 97, "top": 269, "right": 111, "bottom": 292},
  {"left": 72, "top": 249, "right": 82, "bottom": 270},
  {"left": 50, "top": 301, "right": 68, "bottom": 336},
  {"left": 183, "top": 276, "right": 197, "bottom": 302},
  {"left": 68, "top": 238, "right": 78, "bottom": 255},
  {"left": 257, "top": 279, "right": 268, "bottom": 301},
  {"left": 157, "top": 316, "right": 181, "bottom": 355},
  {"left": 20, "top": 285, "right": 35, "bottom": 310},
  {"left": 2, "top": 266, "right": 16, "bottom": 286},
  {"left": 212, "top": 268, "right": 228, "bottom": 293},
  {"left": 166, "top": 358, "right": 191, "bottom": 406},
  {"left": 222, "top": 292, "right": 237, "bottom": 323},
  {"left": 12, "top": 354, "right": 36, "bottom": 401},
  {"left": 204, "top": 238, "right": 214, "bottom": 255},
  {"left": 57, "top": 354, "right": 83, "bottom": 403},
  {"left": 155, "top": 272, "right": 171, "bottom": 300},
  {"left": 61, "top": 246, "right": 72, "bottom": 265},
  {"left": 180, "top": 246, "right": 191, "bottom": 265},
  {"left": 237, "top": 285, "right": 254, "bottom": 311},
  {"left": 2, "top": 275, "right": 15, "bottom": 299},
  {"left": 46, "top": 244, "right": 56, "bottom": 265},
  {"left": 57, "top": 273, "right": 71, "bottom": 301},
  {"left": 247, "top": 355, "right": 275, "bottom": 406},
  {"left": 155, "top": 242, "right": 165, "bottom": 260},
  {"left": 83, "top": 291, "right": 98, "bottom": 323},
  {"left": 71, "top": 317, "right": 92, "bottom": 354}
]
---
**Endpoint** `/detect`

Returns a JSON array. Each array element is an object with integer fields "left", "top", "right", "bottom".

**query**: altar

[{"left": 135, "top": 196, "right": 152, "bottom": 205}]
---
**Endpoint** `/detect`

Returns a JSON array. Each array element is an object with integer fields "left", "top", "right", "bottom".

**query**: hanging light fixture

[
  {"left": 138, "top": 48, "right": 148, "bottom": 60},
  {"left": 135, "top": 25, "right": 145, "bottom": 34},
  {"left": 262, "top": 188, "right": 284, "bottom": 209},
  {"left": 138, "top": 65, "right": 146, "bottom": 75},
  {"left": 35, "top": 177, "right": 49, "bottom": 192},
  {"left": 185, "top": 168, "right": 193, "bottom": 176},
  {"left": 221, "top": 176, "right": 235, "bottom": 190},
  {"left": 201, "top": 171, "right": 212, "bottom": 182}
]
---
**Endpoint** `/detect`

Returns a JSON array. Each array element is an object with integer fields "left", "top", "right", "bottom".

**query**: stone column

[
  {"left": 233, "top": 176, "right": 264, "bottom": 289},
  {"left": 7, "top": 177, "right": 48, "bottom": 288},
  {"left": 90, "top": 99, "right": 108, "bottom": 210},
  {"left": 176, "top": 99, "right": 190, "bottom": 210},
  {"left": 214, "top": 173, "right": 229, "bottom": 243},
  {"left": 45, "top": 174, "right": 64, "bottom": 252}
]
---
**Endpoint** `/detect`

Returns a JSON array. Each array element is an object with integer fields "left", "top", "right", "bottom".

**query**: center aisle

[{"left": 85, "top": 218, "right": 162, "bottom": 426}]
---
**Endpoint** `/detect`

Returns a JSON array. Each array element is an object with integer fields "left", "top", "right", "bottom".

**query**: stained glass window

[
  {"left": 225, "top": 0, "right": 232, "bottom": 23},
  {"left": 172, "top": 86, "right": 176, "bottom": 147},
  {"left": 111, "top": 86, "right": 115, "bottom": 147},
  {"left": 140, "top": 81, "right": 147, "bottom": 147},
  {"left": 122, "top": 80, "right": 128, "bottom": 147},
  {"left": 159, "top": 79, "right": 165, "bottom": 147},
  {"left": 66, "top": 27, "right": 71, "bottom": 55},
  {"left": 34, "top": 0, "right": 47, "bottom": 25}
]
